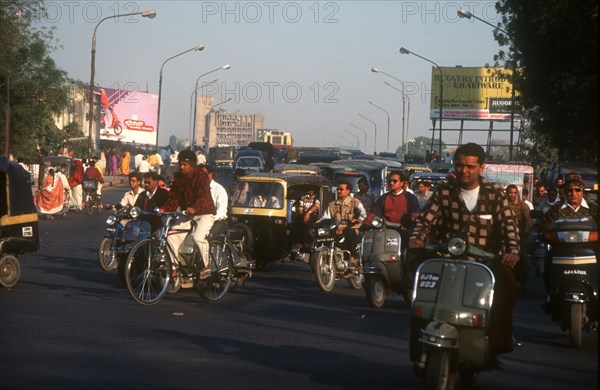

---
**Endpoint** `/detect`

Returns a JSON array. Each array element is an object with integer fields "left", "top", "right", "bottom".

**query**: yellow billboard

[{"left": 430, "top": 67, "right": 521, "bottom": 121}]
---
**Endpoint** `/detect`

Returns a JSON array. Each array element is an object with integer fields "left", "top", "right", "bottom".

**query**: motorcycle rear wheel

[
  {"left": 125, "top": 239, "right": 171, "bottom": 305},
  {"left": 570, "top": 303, "right": 583, "bottom": 348},
  {"left": 86, "top": 194, "right": 94, "bottom": 215},
  {"left": 98, "top": 238, "right": 116, "bottom": 271},
  {"left": 0, "top": 254, "right": 20, "bottom": 288},
  {"left": 114, "top": 124, "right": 122, "bottom": 135},
  {"left": 313, "top": 250, "right": 335, "bottom": 292},
  {"left": 426, "top": 350, "right": 456, "bottom": 390},
  {"left": 197, "top": 240, "right": 233, "bottom": 303},
  {"left": 365, "top": 275, "right": 386, "bottom": 308}
]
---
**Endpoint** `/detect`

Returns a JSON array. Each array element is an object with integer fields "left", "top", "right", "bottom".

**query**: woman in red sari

[{"left": 35, "top": 169, "right": 66, "bottom": 219}]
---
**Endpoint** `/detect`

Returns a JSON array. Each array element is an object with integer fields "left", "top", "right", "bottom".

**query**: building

[{"left": 195, "top": 95, "right": 264, "bottom": 148}]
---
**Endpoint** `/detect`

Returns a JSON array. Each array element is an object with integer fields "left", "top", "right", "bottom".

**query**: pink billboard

[{"left": 96, "top": 86, "right": 158, "bottom": 145}]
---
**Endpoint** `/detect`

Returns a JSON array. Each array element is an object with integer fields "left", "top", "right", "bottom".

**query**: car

[{"left": 234, "top": 150, "right": 266, "bottom": 173}]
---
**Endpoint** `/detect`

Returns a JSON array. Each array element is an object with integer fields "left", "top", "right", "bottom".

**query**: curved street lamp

[
  {"left": 192, "top": 64, "right": 230, "bottom": 148},
  {"left": 458, "top": 8, "right": 518, "bottom": 160},
  {"left": 358, "top": 113, "right": 377, "bottom": 154},
  {"left": 156, "top": 43, "right": 205, "bottom": 147},
  {"left": 188, "top": 79, "right": 218, "bottom": 144},
  {"left": 400, "top": 47, "right": 443, "bottom": 158},
  {"left": 344, "top": 129, "right": 360, "bottom": 149},
  {"left": 384, "top": 81, "right": 411, "bottom": 159},
  {"left": 372, "top": 67, "right": 408, "bottom": 157},
  {"left": 88, "top": 9, "right": 156, "bottom": 154},
  {"left": 349, "top": 123, "right": 368, "bottom": 154},
  {"left": 368, "top": 101, "right": 390, "bottom": 153}
]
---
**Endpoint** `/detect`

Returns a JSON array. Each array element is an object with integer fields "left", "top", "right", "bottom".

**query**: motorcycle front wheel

[
  {"left": 125, "top": 239, "right": 171, "bottom": 305},
  {"left": 570, "top": 303, "right": 583, "bottom": 348},
  {"left": 197, "top": 240, "right": 233, "bottom": 303},
  {"left": 313, "top": 250, "right": 335, "bottom": 292},
  {"left": 426, "top": 350, "right": 456, "bottom": 390},
  {"left": 347, "top": 271, "right": 364, "bottom": 290},
  {"left": 98, "top": 238, "right": 116, "bottom": 271},
  {"left": 365, "top": 275, "right": 386, "bottom": 308},
  {"left": 0, "top": 254, "right": 20, "bottom": 288}
]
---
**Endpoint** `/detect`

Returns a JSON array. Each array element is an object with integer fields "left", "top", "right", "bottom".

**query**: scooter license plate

[{"left": 418, "top": 273, "right": 440, "bottom": 289}]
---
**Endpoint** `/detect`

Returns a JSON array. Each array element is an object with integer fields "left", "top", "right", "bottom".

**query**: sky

[{"left": 36, "top": 0, "right": 510, "bottom": 153}]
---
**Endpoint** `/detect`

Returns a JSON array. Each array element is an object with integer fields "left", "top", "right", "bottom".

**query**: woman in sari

[
  {"left": 109, "top": 149, "right": 119, "bottom": 176},
  {"left": 120, "top": 151, "right": 130, "bottom": 176},
  {"left": 69, "top": 159, "right": 84, "bottom": 211},
  {"left": 35, "top": 169, "right": 66, "bottom": 219}
]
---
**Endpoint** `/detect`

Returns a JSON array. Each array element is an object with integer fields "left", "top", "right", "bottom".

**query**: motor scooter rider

[
  {"left": 158, "top": 150, "right": 216, "bottom": 280},
  {"left": 319, "top": 181, "right": 366, "bottom": 267},
  {"left": 103, "top": 172, "right": 143, "bottom": 210},
  {"left": 541, "top": 176, "right": 597, "bottom": 294},
  {"left": 408, "top": 142, "right": 520, "bottom": 369},
  {"left": 373, "top": 170, "right": 421, "bottom": 232}
]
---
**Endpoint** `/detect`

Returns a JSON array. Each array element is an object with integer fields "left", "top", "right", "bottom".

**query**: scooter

[
  {"left": 309, "top": 218, "right": 364, "bottom": 292},
  {"left": 100, "top": 105, "right": 122, "bottom": 135},
  {"left": 361, "top": 216, "right": 412, "bottom": 308},
  {"left": 410, "top": 236, "right": 498, "bottom": 389},
  {"left": 540, "top": 215, "right": 598, "bottom": 348}
]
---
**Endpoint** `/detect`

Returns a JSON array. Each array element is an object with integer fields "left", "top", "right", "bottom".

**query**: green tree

[
  {"left": 1, "top": 1, "right": 71, "bottom": 163},
  {"left": 495, "top": 0, "right": 598, "bottom": 162}
]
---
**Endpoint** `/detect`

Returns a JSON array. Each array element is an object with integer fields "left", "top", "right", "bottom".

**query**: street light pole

[
  {"left": 344, "top": 129, "right": 360, "bottom": 149},
  {"left": 400, "top": 47, "right": 443, "bottom": 158},
  {"left": 368, "top": 101, "right": 390, "bottom": 153},
  {"left": 340, "top": 136, "right": 354, "bottom": 147},
  {"left": 371, "top": 67, "right": 407, "bottom": 156},
  {"left": 156, "top": 44, "right": 205, "bottom": 147},
  {"left": 383, "top": 81, "right": 411, "bottom": 159},
  {"left": 358, "top": 113, "right": 377, "bottom": 154},
  {"left": 192, "top": 64, "right": 230, "bottom": 148},
  {"left": 188, "top": 79, "right": 218, "bottom": 146},
  {"left": 89, "top": 9, "right": 156, "bottom": 155},
  {"left": 458, "top": 8, "right": 517, "bottom": 160},
  {"left": 350, "top": 123, "right": 367, "bottom": 153}
]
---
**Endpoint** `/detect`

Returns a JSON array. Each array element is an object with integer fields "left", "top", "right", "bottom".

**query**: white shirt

[
  {"left": 460, "top": 187, "right": 480, "bottom": 212},
  {"left": 55, "top": 171, "right": 70, "bottom": 190},
  {"left": 120, "top": 188, "right": 142, "bottom": 207},
  {"left": 210, "top": 180, "right": 228, "bottom": 221},
  {"left": 137, "top": 160, "right": 152, "bottom": 173},
  {"left": 560, "top": 198, "right": 589, "bottom": 213}
]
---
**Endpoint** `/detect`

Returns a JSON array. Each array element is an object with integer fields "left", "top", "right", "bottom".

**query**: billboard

[
  {"left": 430, "top": 67, "right": 521, "bottom": 121},
  {"left": 97, "top": 87, "right": 158, "bottom": 145}
]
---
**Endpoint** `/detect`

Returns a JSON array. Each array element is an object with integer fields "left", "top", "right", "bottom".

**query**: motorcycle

[
  {"left": 98, "top": 206, "right": 152, "bottom": 277},
  {"left": 530, "top": 231, "right": 548, "bottom": 276},
  {"left": 410, "top": 236, "right": 498, "bottom": 389},
  {"left": 309, "top": 218, "right": 364, "bottom": 292},
  {"left": 361, "top": 216, "right": 412, "bottom": 308},
  {"left": 539, "top": 215, "right": 598, "bottom": 348}
]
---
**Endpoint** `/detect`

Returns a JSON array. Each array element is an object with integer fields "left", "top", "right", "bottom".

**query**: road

[{"left": 1, "top": 184, "right": 597, "bottom": 389}]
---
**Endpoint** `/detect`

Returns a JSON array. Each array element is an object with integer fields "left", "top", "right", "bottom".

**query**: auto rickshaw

[
  {"left": 1, "top": 156, "right": 40, "bottom": 287},
  {"left": 229, "top": 172, "right": 333, "bottom": 268},
  {"left": 329, "top": 160, "right": 388, "bottom": 197}
]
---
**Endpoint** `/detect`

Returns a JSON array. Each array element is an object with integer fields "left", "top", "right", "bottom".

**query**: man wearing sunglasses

[
  {"left": 374, "top": 171, "right": 421, "bottom": 225},
  {"left": 543, "top": 176, "right": 596, "bottom": 225}
]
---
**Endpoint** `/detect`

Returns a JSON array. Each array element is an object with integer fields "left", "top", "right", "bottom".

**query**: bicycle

[
  {"left": 82, "top": 178, "right": 101, "bottom": 215},
  {"left": 124, "top": 211, "right": 234, "bottom": 305}
]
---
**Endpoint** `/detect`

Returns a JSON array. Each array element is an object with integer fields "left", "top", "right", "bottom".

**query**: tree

[
  {"left": 0, "top": 1, "right": 71, "bottom": 162},
  {"left": 495, "top": 0, "right": 598, "bottom": 162}
]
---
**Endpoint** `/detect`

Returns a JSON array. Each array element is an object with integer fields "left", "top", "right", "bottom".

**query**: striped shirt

[{"left": 410, "top": 177, "right": 520, "bottom": 257}]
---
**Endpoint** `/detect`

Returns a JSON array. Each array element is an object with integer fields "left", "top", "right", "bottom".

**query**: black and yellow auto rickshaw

[
  {"left": 229, "top": 172, "right": 333, "bottom": 268},
  {"left": 0, "top": 156, "right": 40, "bottom": 287}
]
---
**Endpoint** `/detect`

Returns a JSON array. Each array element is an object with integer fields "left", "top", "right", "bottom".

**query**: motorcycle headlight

[
  {"left": 317, "top": 228, "right": 329, "bottom": 237},
  {"left": 106, "top": 215, "right": 117, "bottom": 225},
  {"left": 371, "top": 216, "right": 383, "bottom": 229},
  {"left": 129, "top": 207, "right": 141, "bottom": 219},
  {"left": 448, "top": 236, "right": 467, "bottom": 256}
]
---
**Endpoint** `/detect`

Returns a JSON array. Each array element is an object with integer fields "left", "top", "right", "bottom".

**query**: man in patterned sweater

[{"left": 408, "top": 142, "right": 520, "bottom": 369}]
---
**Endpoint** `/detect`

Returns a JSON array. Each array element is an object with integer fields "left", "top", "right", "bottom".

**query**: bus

[{"left": 259, "top": 130, "right": 293, "bottom": 151}]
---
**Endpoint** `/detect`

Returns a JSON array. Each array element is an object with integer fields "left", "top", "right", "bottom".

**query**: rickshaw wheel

[
  {"left": 0, "top": 254, "right": 21, "bottom": 288},
  {"left": 197, "top": 240, "right": 233, "bottom": 303}
]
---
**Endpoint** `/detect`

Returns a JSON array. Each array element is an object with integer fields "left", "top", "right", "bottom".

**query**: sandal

[{"left": 198, "top": 267, "right": 212, "bottom": 280}]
